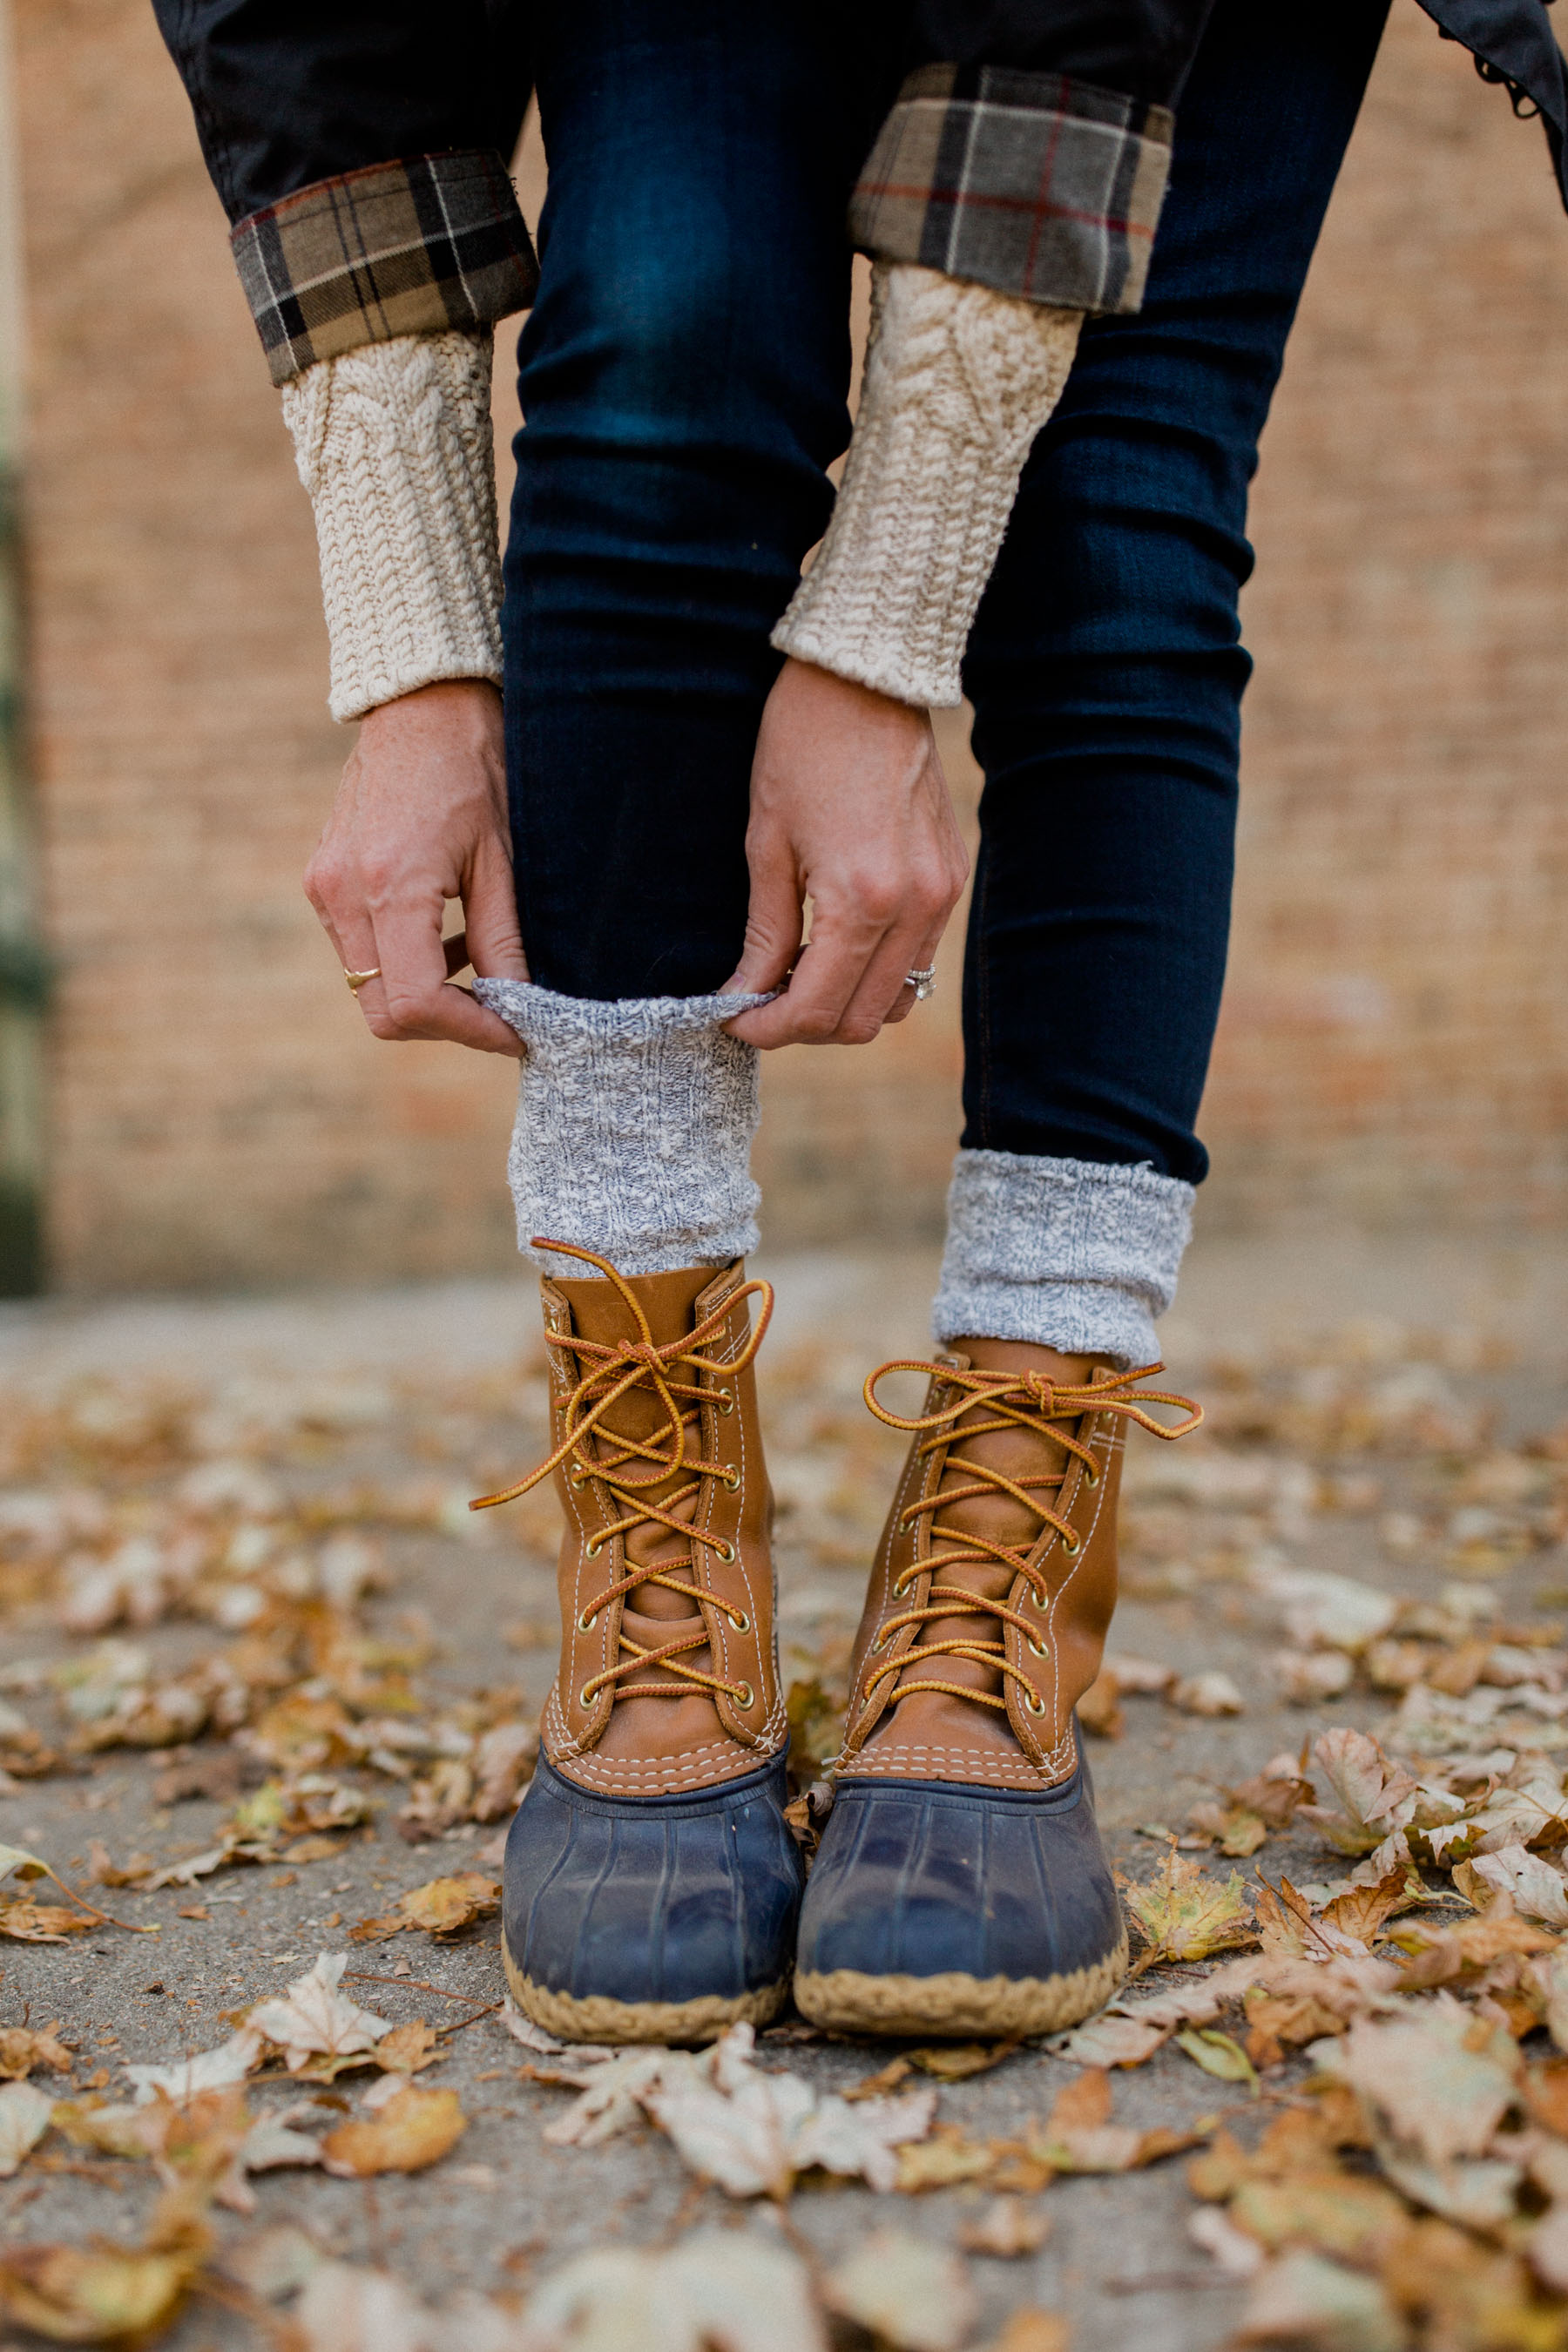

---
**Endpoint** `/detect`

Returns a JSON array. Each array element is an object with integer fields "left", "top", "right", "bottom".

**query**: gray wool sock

[
  {"left": 932, "top": 1148, "right": 1195, "bottom": 1366},
  {"left": 474, "top": 980, "right": 768, "bottom": 1279}
]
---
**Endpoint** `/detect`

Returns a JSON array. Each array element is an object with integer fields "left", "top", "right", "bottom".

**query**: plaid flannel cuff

[
  {"left": 851, "top": 64, "right": 1173, "bottom": 316},
  {"left": 232, "top": 149, "right": 539, "bottom": 387}
]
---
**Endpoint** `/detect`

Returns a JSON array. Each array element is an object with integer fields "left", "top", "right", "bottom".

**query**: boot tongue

[
  {"left": 554, "top": 1268, "right": 726, "bottom": 1748},
  {"left": 873, "top": 1342, "right": 1096, "bottom": 1750}
]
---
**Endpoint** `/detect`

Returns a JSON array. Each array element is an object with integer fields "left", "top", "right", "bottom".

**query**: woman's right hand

[{"left": 303, "top": 678, "right": 528, "bottom": 1058}]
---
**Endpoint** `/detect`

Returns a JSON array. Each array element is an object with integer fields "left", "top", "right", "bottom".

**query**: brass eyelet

[
  {"left": 578, "top": 1685, "right": 596, "bottom": 1709},
  {"left": 727, "top": 1609, "right": 750, "bottom": 1633},
  {"left": 870, "top": 1629, "right": 886, "bottom": 1652},
  {"left": 585, "top": 1537, "right": 602, "bottom": 1559},
  {"left": 722, "top": 1467, "right": 740, "bottom": 1491},
  {"left": 578, "top": 1609, "right": 594, "bottom": 1634},
  {"left": 1083, "top": 1466, "right": 1098, "bottom": 1489},
  {"left": 1061, "top": 1532, "right": 1081, "bottom": 1558},
  {"left": 716, "top": 1389, "right": 734, "bottom": 1415},
  {"left": 1024, "top": 1691, "right": 1046, "bottom": 1717},
  {"left": 891, "top": 1573, "right": 912, "bottom": 1598},
  {"left": 735, "top": 1682, "right": 754, "bottom": 1710},
  {"left": 715, "top": 1540, "right": 736, "bottom": 1564}
]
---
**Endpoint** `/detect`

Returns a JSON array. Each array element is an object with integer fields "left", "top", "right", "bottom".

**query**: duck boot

[
  {"left": 475, "top": 1243, "right": 801, "bottom": 2044},
  {"left": 794, "top": 1344, "right": 1200, "bottom": 2038}
]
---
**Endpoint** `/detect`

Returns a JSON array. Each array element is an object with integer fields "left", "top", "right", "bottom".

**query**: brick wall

[{"left": 13, "top": 0, "right": 1568, "bottom": 1289}]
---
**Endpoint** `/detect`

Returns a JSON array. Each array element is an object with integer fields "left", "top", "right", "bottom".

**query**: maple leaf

[
  {"left": 321, "top": 2084, "right": 467, "bottom": 2177},
  {"left": 1333, "top": 2003, "right": 1520, "bottom": 2168},
  {"left": 124, "top": 2027, "right": 264, "bottom": 2106},
  {"left": 247, "top": 1952, "right": 391, "bottom": 2072},
  {"left": 1459, "top": 1842, "right": 1568, "bottom": 1927},
  {"left": 1031, "top": 2068, "right": 1206, "bottom": 2174},
  {"left": 1119, "top": 1846, "right": 1256, "bottom": 1974},
  {"left": 1298, "top": 1728, "right": 1420, "bottom": 1857}
]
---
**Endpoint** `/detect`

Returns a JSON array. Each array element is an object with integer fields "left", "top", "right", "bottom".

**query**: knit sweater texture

[
  {"left": 772, "top": 263, "right": 1082, "bottom": 708},
  {"left": 281, "top": 328, "right": 503, "bottom": 722}
]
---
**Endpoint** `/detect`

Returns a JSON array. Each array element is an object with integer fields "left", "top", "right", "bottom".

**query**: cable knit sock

[
  {"left": 772, "top": 264, "right": 1081, "bottom": 708},
  {"left": 281, "top": 328, "right": 502, "bottom": 721},
  {"left": 473, "top": 982, "right": 770, "bottom": 1278},
  {"left": 933, "top": 1150, "right": 1195, "bottom": 1367}
]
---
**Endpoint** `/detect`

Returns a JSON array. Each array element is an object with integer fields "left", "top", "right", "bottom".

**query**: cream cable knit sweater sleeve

[
  {"left": 280, "top": 328, "right": 503, "bottom": 724},
  {"left": 772, "top": 264, "right": 1082, "bottom": 709}
]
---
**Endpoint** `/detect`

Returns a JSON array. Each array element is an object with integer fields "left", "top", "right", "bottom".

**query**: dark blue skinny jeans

[{"left": 504, "top": 0, "right": 1390, "bottom": 1188}]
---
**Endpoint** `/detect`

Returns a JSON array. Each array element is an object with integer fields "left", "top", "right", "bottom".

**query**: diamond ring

[{"left": 904, "top": 966, "right": 936, "bottom": 1003}]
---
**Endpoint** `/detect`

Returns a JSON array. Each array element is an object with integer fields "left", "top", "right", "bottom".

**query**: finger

[
  {"left": 462, "top": 837, "right": 531, "bottom": 983},
  {"left": 363, "top": 890, "right": 524, "bottom": 1058},
  {"left": 726, "top": 905, "right": 889, "bottom": 1049},
  {"left": 720, "top": 833, "right": 804, "bottom": 1002},
  {"left": 835, "top": 914, "right": 943, "bottom": 1040},
  {"left": 879, "top": 923, "right": 947, "bottom": 1026}
]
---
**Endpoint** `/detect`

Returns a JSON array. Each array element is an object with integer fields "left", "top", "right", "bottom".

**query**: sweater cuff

[
  {"left": 281, "top": 328, "right": 503, "bottom": 724},
  {"left": 772, "top": 264, "right": 1079, "bottom": 709}
]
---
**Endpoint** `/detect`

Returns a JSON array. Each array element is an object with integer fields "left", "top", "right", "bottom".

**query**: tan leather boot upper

[
  {"left": 839, "top": 1342, "right": 1200, "bottom": 1792},
  {"left": 476, "top": 1250, "right": 784, "bottom": 1799}
]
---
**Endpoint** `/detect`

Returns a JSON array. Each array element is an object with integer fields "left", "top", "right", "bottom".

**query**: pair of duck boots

[{"left": 485, "top": 1246, "right": 1200, "bottom": 2045}]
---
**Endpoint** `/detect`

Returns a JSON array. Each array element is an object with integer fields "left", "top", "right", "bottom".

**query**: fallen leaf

[
  {"left": 0, "top": 2240, "right": 205, "bottom": 2347},
  {"left": 1031, "top": 2068, "right": 1205, "bottom": 2175},
  {"left": 1337, "top": 2003, "right": 1520, "bottom": 2165},
  {"left": 1461, "top": 1842, "right": 1568, "bottom": 1927},
  {"left": 0, "top": 2024, "right": 72, "bottom": 2079},
  {"left": 395, "top": 1873, "right": 500, "bottom": 1936},
  {"left": 292, "top": 2259, "right": 431, "bottom": 2352},
  {"left": 470, "top": 1720, "right": 537, "bottom": 1821},
  {"left": 959, "top": 2198, "right": 1051, "bottom": 2257},
  {"left": 247, "top": 1951, "right": 391, "bottom": 2072},
  {"left": 1075, "top": 1672, "right": 1124, "bottom": 1740},
  {"left": 822, "top": 2231, "right": 978, "bottom": 2352},
  {"left": 1119, "top": 1847, "right": 1255, "bottom": 1973},
  {"left": 321, "top": 2084, "right": 466, "bottom": 2176},
  {"left": 1170, "top": 1672, "right": 1245, "bottom": 1718},
  {"left": 1044, "top": 2013, "right": 1166, "bottom": 2070},
  {"left": 894, "top": 2126, "right": 1001, "bottom": 2193},
  {"left": 375, "top": 2020, "right": 441, "bottom": 2076},
  {"left": 0, "top": 2081, "right": 53, "bottom": 2175},
  {"left": 0, "top": 1899, "right": 93, "bottom": 1943},
  {"left": 1317, "top": 1864, "right": 1427, "bottom": 1947},
  {"left": 1298, "top": 1729, "right": 1419, "bottom": 1858},
  {"left": 1175, "top": 2028, "right": 1258, "bottom": 2091},
  {"left": 124, "top": 2027, "right": 264, "bottom": 2105},
  {"left": 520, "top": 2232, "right": 827, "bottom": 2352},
  {"left": 1391, "top": 1907, "right": 1555, "bottom": 1990},
  {"left": 1233, "top": 2248, "right": 1402, "bottom": 2352},
  {"left": 908, "top": 2040, "right": 1020, "bottom": 2082}
]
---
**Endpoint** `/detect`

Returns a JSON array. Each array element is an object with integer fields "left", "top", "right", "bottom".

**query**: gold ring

[{"left": 343, "top": 967, "right": 382, "bottom": 994}]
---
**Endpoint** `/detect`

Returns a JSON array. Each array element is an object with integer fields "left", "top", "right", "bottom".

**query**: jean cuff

[{"left": 932, "top": 1147, "right": 1195, "bottom": 1365}]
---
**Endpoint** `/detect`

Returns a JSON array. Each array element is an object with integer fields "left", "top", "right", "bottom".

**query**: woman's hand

[
  {"left": 722, "top": 659, "right": 968, "bottom": 1048},
  {"left": 304, "top": 679, "right": 527, "bottom": 1057}
]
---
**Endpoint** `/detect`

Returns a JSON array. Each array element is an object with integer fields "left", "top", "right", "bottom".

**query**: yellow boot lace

[
  {"left": 471, "top": 1241, "right": 773, "bottom": 1712},
  {"left": 861, "top": 1361, "right": 1201, "bottom": 1720}
]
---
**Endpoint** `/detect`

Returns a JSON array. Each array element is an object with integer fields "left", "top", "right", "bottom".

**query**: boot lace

[
  {"left": 471, "top": 1241, "right": 773, "bottom": 1711},
  {"left": 861, "top": 1360, "right": 1201, "bottom": 1720}
]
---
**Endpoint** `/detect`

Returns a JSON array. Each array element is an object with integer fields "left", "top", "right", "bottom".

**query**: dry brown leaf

[
  {"left": 822, "top": 2230, "right": 978, "bottom": 2352},
  {"left": 908, "top": 2039, "right": 1021, "bottom": 2082},
  {"left": 1298, "top": 1728, "right": 1420, "bottom": 1858},
  {"left": 1391, "top": 1907, "right": 1556, "bottom": 1990},
  {"left": 470, "top": 1720, "right": 537, "bottom": 1821},
  {"left": 0, "top": 1900, "right": 94, "bottom": 1943},
  {"left": 1244, "top": 1990, "right": 1352, "bottom": 2070},
  {"left": 517, "top": 2233, "right": 827, "bottom": 2352},
  {"left": 1186, "top": 1801, "right": 1269, "bottom": 1858},
  {"left": 321, "top": 2084, "right": 467, "bottom": 2177},
  {"left": 960, "top": 2198, "right": 1051, "bottom": 2258},
  {"left": 1233, "top": 2248, "right": 1401, "bottom": 2352},
  {"left": 1227, "top": 2171, "right": 1409, "bottom": 2267},
  {"left": 1170, "top": 1671, "right": 1244, "bottom": 1717},
  {"left": 374, "top": 2020, "right": 440, "bottom": 2075},
  {"left": 1031, "top": 2068, "right": 1204, "bottom": 2175},
  {"left": 0, "top": 2024, "right": 72, "bottom": 2079},
  {"left": 0, "top": 2238, "right": 205, "bottom": 2345},
  {"left": 1317, "top": 1864, "right": 1426, "bottom": 1947},
  {"left": 1119, "top": 1846, "right": 1255, "bottom": 1973},
  {"left": 124, "top": 2028, "right": 264, "bottom": 2105},
  {"left": 247, "top": 1952, "right": 391, "bottom": 2072},
  {"left": 395, "top": 1872, "right": 500, "bottom": 1936},
  {"left": 1334, "top": 2004, "right": 1520, "bottom": 2168},
  {"left": 1461, "top": 1843, "right": 1568, "bottom": 1928},
  {"left": 895, "top": 2126, "right": 1000, "bottom": 2193},
  {"left": 1076, "top": 1671, "right": 1124, "bottom": 1740}
]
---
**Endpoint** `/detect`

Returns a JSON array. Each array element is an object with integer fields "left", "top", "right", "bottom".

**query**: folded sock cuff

[
  {"left": 932, "top": 1148, "right": 1195, "bottom": 1365},
  {"left": 474, "top": 980, "right": 767, "bottom": 1277}
]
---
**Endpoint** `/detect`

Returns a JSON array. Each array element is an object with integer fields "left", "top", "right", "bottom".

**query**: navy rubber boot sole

[
  {"left": 503, "top": 1753, "right": 806, "bottom": 2044},
  {"left": 793, "top": 1735, "right": 1125, "bottom": 2038}
]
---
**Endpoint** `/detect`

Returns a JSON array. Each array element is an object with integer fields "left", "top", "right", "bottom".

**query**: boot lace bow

[
  {"left": 472, "top": 1242, "right": 773, "bottom": 1712},
  {"left": 860, "top": 1360, "right": 1201, "bottom": 1720}
]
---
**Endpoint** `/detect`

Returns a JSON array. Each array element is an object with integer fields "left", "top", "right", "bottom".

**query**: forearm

[
  {"left": 281, "top": 329, "right": 503, "bottom": 722},
  {"left": 772, "top": 264, "right": 1081, "bottom": 709}
]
